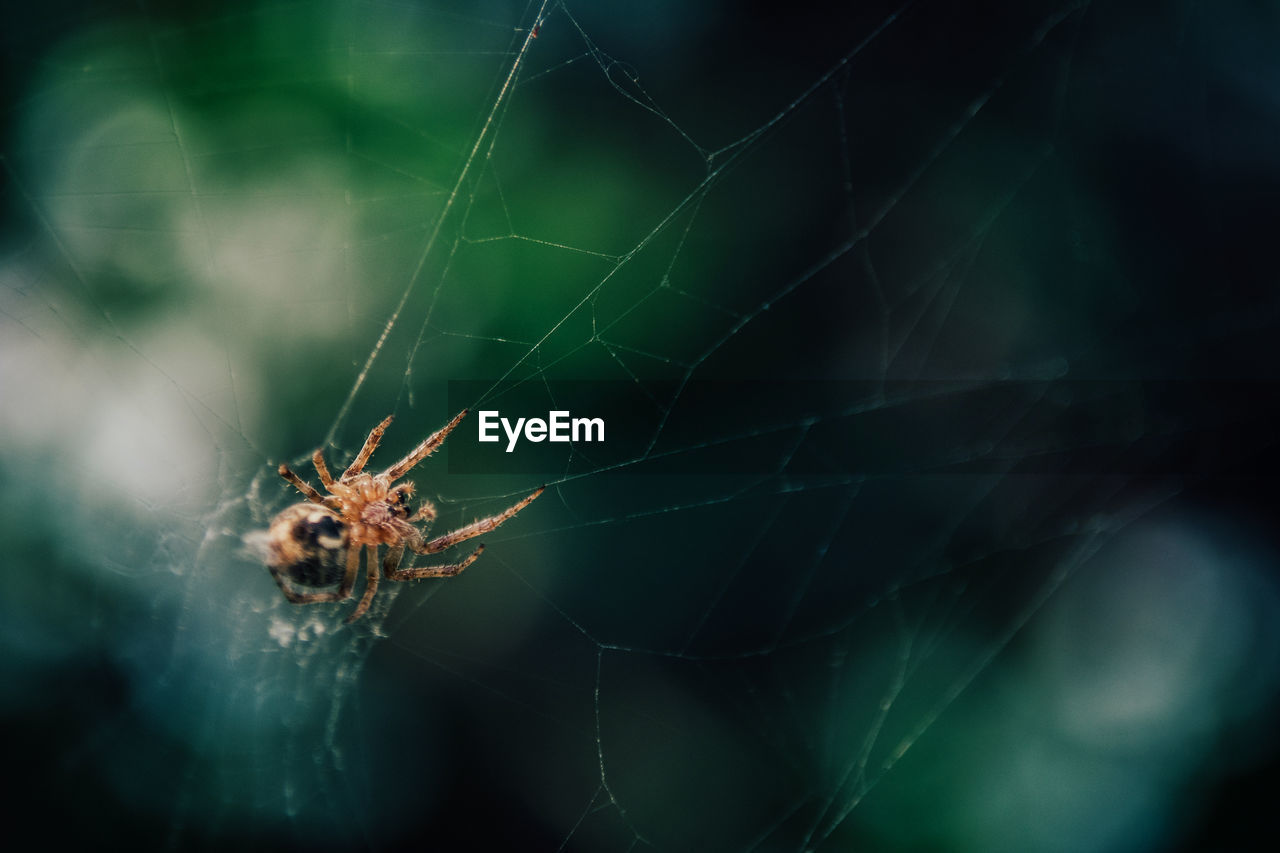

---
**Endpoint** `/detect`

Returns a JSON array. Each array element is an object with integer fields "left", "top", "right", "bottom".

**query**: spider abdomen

[{"left": 267, "top": 503, "right": 350, "bottom": 587}]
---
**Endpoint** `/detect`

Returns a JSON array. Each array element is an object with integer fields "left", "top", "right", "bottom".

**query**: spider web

[{"left": 4, "top": 1, "right": 1280, "bottom": 850}]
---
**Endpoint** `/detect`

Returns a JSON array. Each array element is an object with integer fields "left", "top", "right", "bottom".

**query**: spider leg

[
  {"left": 380, "top": 543, "right": 407, "bottom": 576},
  {"left": 381, "top": 409, "right": 468, "bottom": 482},
  {"left": 413, "top": 486, "right": 544, "bottom": 554},
  {"left": 346, "top": 544, "right": 382, "bottom": 623},
  {"left": 343, "top": 415, "right": 394, "bottom": 479},
  {"left": 408, "top": 499, "right": 437, "bottom": 524},
  {"left": 389, "top": 544, "right": 485, "bottom": 579},
  {"left": 341, "top": 541, "right": 361, "bottom": 598},
  {"left": 269, "top": 544, "right": 360, "bottom": 605},
  {"left": 312, "top": 449, "right": 335, "bottom": 489},
  {"left": 278, "top": 464, "right": 327, "bottom": 505}
]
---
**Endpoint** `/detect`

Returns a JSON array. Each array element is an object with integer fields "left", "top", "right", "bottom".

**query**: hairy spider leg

[
  {"left": 312, "top": 448, "right": 335, "bottom": 489},
  {"left": 278, "top": 464, "right": 327, "bottom": 505},
  {"left": 343, "top": 414, "right": 395, "bottom": 479},
  {"left": 407, "top": 501, "right": 437, "bottom": 523},
  {"left": 380, "top": 543, "right": 407, "bottom": 578},
  {"left": 387, "top": 544, "right": 484, "bottom": 580},
  {"left": 382, "top": 409, "right": 469, "bottom": 482},
  {"left": 346, "top": 544, "right": 382, "bottom": 623},
  {"left": 413, "top": 486, "right": 545, "bottom": 554}
]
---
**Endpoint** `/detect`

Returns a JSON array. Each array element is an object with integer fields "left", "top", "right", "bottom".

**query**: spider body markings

[{"left": 266, "top": 409, "right": 544, "bottom": 623}]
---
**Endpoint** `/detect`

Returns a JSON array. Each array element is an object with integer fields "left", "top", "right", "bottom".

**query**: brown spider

[{"left": 266, "top": 409, "right": 543, "bottom": 623}]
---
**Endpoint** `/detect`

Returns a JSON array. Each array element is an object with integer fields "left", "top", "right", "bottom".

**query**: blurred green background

[{"left": 3, "top": 1, "right": 1280, "bottom": 850}]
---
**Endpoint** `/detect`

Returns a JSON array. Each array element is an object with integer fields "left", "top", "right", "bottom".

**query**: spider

[{"left": 266, "top": 409, "right": 544, "bottom": 623}]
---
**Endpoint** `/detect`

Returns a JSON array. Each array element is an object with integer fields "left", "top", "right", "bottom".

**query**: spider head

[
  {"left": 267, "top": 503, "right": 350, "bottom": 587},
  {"left": 387, "top": 483, "right": 415, "bottom": 520}
]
